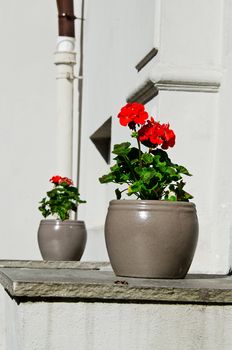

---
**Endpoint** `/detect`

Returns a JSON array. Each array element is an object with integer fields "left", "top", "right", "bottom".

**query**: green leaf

[
  {"left": 131, "top": 159, "right": 139, "bottom": 165},
  {"left": 141, "top": 153, "right": 153, "bottom": 165},
  {"left": 175, "top": 165, "right": 192, "bottom": 176},
  {"left": 135, "top": 167, "right": 161, "bottom": 183},
  {"left": 168, "top": 180, "right": 194, "bottom": 202},
  {"left": 112, "top": 142, "right": 131, "bottom": 156},
  {"left": 142, "top": 169, "right": 158, "bottom": 183},
  {"left": 129, "top": 181, "right": 144, "bottom": 194},
  {"left": 99, "top": 173, "right": 116, "bottom": 183},
  {"left": 167, "top": 167, "right": 176, "bottom": 175},
  {"left": 127, "top": 147, "right": 141, "bottom": 161},
  {"left": 67, "top": 186, "right": 78, "bottom": 194},
  {"left": 47, "top": 189, "right": 56, "bottom": 198},
  {"left": 110, "top": 164, "right": 120, "bottom": 172},
  {"left": 152, "top": 148, "right": 171, "bottom": 163},
  {"left": 120, "top": 173, "right": 130, "bottom": 182},
  {"left": 168, "top": 195, "right": 177, "bottom": 201}
]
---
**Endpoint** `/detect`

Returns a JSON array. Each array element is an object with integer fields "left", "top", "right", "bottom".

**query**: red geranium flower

[
  {"left": 49, "top": 175, "right": 73, "bottom": 186},
  {"left": 60, "top": 177, "right": 73, "bottom": 186},
  {"left": 138, "top": 118, "right": 175, "bottom": 150},
  {"left": 161, "top": 124, "right": 176, "bottom": 150},
  {"left": 118, "top": 102, "right": 148, "bottom": 128},
  {"left": 49, "top": 175, "right": 62, "bottom": 185}
]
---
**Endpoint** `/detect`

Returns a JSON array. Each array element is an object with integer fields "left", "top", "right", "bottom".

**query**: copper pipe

[{"left": 57, "top": 0, "right": 76, "bottom": 38}]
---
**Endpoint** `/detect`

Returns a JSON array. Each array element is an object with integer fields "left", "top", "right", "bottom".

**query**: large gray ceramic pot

[
  {"left": 105, "top": 200, "right": 198, "bottom": 278},
  {"left": 38, "top": 220, "right": 87, "bottom": 261}
]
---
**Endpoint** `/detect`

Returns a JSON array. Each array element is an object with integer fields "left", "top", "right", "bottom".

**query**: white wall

[
  {"left": 0, "top": 287, "right": 6, "bottom": 350},
  {"left": 79, "top": 0, "right": 159, "bottom": 260},
  {"left": 0, "top": 0, "right": 232, "bottom": 273},
  {"left": 0, "top": 1, "right": 58, "bottom": 259},
  {"left": 153, "top": 0, "right": 225, "bottom": 273},
  {"left": 3, "top": 295, "right": 232, "bottom": 350},
  {"left": 80, "top": 0, "right": 232, "bottom": 274}
]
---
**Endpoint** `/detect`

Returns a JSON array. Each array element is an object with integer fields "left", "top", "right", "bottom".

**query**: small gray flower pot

[{"left": 38, "top": 220, "right": 87, "bottom": 261}]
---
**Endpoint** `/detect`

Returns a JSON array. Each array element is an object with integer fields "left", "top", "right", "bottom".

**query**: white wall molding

[
  {"left": 151, "top": 65, "right": 222, "bottom": 93},
  {"left": 127, "top": 80, "right": 158, "bottom": 105},
  {"left": 127, "top": 65, "right": 222, "bottom": 104},
  {"left": 156, "top": 81, "right": 220, "bottom": 93},
  {"left": 135, "top": 48, "right": 158, "bottom": 72}
]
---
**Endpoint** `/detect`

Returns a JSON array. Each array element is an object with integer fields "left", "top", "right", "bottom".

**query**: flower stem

[{"left": 137, "top": 137, "right": 142, "bottom": 166}]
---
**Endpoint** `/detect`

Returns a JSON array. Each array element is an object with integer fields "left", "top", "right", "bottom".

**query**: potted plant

[
  {"left": 99, "top": 102, "right": 198, "bottom": 278},
  {"left": 38, "top": 175, "right": 87, "bottom": 261}
]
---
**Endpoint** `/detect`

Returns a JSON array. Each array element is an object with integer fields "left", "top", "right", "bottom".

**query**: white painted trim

[
  {"left": 127, "top": 65, "right": 222, "bottom": 103},
  {"left": 156, "top": 81, "right": 220, "bottom": 93},
  {"left": 150, "top": 65, "right": 222, "bottom": 93}
]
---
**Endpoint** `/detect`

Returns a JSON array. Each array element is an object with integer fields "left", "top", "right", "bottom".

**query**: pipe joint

[
  {"left": 54, "top": 51, "right": 76, "bottom": 65},
  {"left": 56, "top": 36, "right": 75, "bottom": 52},
  {"left": 58, "top": 13, "right": 77, "bottom": 21},
  {"left": 56, "top": 72, "right": 76, "bottom": 81}
]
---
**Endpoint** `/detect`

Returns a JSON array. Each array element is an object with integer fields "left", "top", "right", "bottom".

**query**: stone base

[{"left": 0, "top": 260, "right": 232, "bottom": 350}]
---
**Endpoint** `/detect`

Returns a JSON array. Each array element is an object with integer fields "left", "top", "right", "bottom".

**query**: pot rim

[
  {"left": 39, "top": 219, "right": 85, "bottom": 225},
  {"left": 109, "top": 199, "right": 195, "bottom": 207}
]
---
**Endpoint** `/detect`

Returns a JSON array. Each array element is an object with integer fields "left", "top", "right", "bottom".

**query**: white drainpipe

[{"left": 54, "top": 36, "right": 76, "bottom": 178}]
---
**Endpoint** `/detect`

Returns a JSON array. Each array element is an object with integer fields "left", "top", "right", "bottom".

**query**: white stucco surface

[
  {"left": 0, "top": 287, "right": 6, "bottom": 350},
  {"left": 0, "top": 1, "right": 57, "bottom": 259},
  {"left": 0, "top": 263, "right": 232, "bottom": 350},
  {"left": 2, "top": 296, "right": 232, "bottom": 350}
]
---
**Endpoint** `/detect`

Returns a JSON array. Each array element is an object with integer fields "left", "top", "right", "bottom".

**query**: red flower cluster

[
  {"left": 138, "top": 117, "right": 176, "bottom": 150},
  {"left": 118, "top": 102, "right": 148, "bottom": 128},
  {"left": 50, "top": 175, "right": 73, "bottom": 186}
]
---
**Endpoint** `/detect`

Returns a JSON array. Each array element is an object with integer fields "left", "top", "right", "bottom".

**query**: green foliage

[
  {"left": 38, "top": 182, "right": 86, "bottom": 221},
  {"left": 99, "top": 142, "right": 193, "bottom": 201}
]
